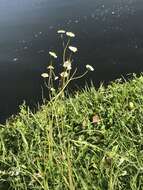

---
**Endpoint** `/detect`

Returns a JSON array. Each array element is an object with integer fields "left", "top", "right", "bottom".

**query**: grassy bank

[{"left": 0, "top": 75, "right": 143, "bottom": 190}]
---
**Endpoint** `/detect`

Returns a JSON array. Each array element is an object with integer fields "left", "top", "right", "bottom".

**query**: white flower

[
  {"left": 49, "top": 51, "right": 57, "bottom": 59},
  {"left": 60, "top": 72, "right": 69, "bottom": 78},
  {"left": 86, "top": 64, "right": 94, "bottom": 71},
  {"left": 47, "top": 65, "right": 54, "bottom": 70},
  {"left": 57, "top": 30, "right": 66, "bottom": 34},
  {"left": 66, "top": 32, "right": 75, "bottom": 38},
  {"left": 68, "top": 46, "right": 78, "bottom": 53},
  {"left": 41, "top": 73, "right": 49, "bottom": 78},
  {"left": 54, "top": 76, "right": 59, "bottom": 80},
  {"left": 63, "top": 60, "right": 72, "bottom": 70}
]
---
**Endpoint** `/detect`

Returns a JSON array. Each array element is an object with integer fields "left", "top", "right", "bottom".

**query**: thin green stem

[{"left": 63, "top": 38, "right": 70, "bottom": 63}]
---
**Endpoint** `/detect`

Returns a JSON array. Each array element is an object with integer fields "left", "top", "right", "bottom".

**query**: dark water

[{"left": 0, "top": 0, "right": 143, "bottom": 122}]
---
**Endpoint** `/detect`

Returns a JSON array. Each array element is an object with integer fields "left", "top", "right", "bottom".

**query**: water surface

[{"left": 0, "top": 0, "right": 143, "bottom": 122}]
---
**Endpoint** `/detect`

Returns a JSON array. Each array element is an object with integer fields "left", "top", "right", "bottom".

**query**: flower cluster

[{"left": 41, "top": 30, "right": 95, "bottom": 98}]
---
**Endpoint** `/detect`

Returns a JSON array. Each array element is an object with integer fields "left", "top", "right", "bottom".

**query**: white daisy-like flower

[
  {"left": 63, "top": 60, "right": 72, "bottom": 70},
  {"left": 54, "top": 76, "right": 59, "bottom": 80},
  {"left": 66, "top": 32, "right": 75, "bottom": 38},
  {"left": 68, "top": 46, "right": 78, "bottom": 53},
  {"left": 49, "top": 51, "right": 57, "bottom": 59},
  {"left": 86, "top": 64, "right": 94, "bottom": 71},
  {"left": 41, "top": 73, "right": 49, "bottom": 78},
  {"left": 57, "top": 30, "right": 66, "bottom": 34},
  {"left": 60, "top": 72, "right": 69, "bottom": 78},
  {"left": 47, "top": 65, "right": 54, "bottom": 70}
]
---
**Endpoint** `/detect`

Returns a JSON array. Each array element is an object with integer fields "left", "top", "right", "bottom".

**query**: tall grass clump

[{"left": 0, "top": 31, "right": 143, "bottom": 190}]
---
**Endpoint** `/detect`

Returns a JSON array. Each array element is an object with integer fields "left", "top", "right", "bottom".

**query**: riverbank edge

[{"left": 0, "top": 74, "right": 143, "bottom": 189}]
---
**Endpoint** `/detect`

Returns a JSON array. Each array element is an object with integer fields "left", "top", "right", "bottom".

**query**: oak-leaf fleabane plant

[{"left": 41, "top": 30, "right": 95, "bottom": 99}]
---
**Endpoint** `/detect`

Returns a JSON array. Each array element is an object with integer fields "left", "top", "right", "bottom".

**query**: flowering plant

[{"left": 41, "top": 30, "right": 94, "bottom": 100}]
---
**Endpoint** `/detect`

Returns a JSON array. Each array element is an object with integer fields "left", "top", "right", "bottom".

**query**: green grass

[{"left": 0, "top": 75, "right": 143, "bottom": 190}]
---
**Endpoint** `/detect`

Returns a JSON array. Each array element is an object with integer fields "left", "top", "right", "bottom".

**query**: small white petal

[
  {"left": 57, "top": 30, "right": 66, "bottom": 34},
  {"left": 63, "top": 60, "right": 72, "bottom": 70},
  {"left": 54, "top": 76, "right": 59, "bottom": 80},
  {"left": 68, "top": 46, "right": 78, "bottom": 53},
  {"left": 49, "top": 51, "right": 57, "bottom": 59},
  {"left": 86, "top": 64, "right": 94, "bottom": 71},
  {"left": 60, "top": 72, "right": 69, "bottom": 78},
  {"left": 47, "top": 65, "right": 54, "bottom": 70},
  {"left": 66, "top": 32, "right": 75, "bottom": 38},
  {"left": 41, "top": 73, "right": 49, "bottom": 78}
]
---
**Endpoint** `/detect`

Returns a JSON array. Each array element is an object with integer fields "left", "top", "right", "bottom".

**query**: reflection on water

[{"left": 0, "top": 0, "right": 143, "bottom": 122}]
